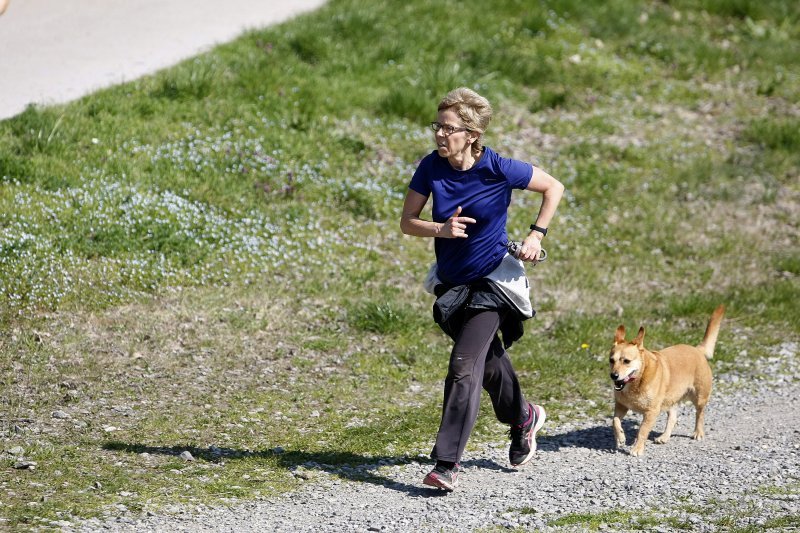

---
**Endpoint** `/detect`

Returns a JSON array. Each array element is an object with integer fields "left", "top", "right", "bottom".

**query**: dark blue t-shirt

[{"left": 408, "top": 147, "right": 533, "bottom": 285}]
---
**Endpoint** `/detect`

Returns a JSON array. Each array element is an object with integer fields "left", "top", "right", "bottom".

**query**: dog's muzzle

[{"left": 611, "top": 373, "right": 636, "bottom": 391}]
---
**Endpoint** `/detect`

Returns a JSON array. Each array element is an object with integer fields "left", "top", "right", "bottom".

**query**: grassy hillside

[{"left": 1, "top": 0, "right": 798, "bottom": 527}]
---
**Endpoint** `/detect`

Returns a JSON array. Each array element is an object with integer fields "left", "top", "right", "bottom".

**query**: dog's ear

[
  {"left": 633, "top": 326, "right": 645, "bottom": 348},
  {"left": 614, "top": 325, "right": 626, "bottom": 344}
]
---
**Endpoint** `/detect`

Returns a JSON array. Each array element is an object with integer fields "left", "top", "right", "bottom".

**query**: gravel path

[{"left": 76, "top": 343, "right": 799, "bottom": 532}]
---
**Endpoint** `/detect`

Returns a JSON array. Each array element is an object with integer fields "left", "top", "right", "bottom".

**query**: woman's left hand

[{"left": 517, "top": 235, "right": 544, "bottom": 262}]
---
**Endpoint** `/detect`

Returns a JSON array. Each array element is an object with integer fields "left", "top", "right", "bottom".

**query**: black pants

[{"left": 431, "top": 308, "right": 528, "bottom": 463}]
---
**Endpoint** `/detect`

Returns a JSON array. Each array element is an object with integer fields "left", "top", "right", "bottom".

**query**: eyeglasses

[{"left": 430, "top": 122, "right": 469, "bottom": 135}]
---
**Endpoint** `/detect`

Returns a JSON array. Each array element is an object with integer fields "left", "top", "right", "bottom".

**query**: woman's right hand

[{"left": 437, "top": 206, "right": 476, "bottom": 239}]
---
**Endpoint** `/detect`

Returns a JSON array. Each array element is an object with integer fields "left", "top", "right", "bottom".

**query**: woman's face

[{"left": 434, "top": 108, "right": 473, "bottom": 160}]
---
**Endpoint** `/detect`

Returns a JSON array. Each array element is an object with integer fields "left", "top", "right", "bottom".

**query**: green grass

[
  {"left": 545, "top": 509, "right": 675, "bottom": 530},
  {"left": 1, "top": 0, "right": 799, "bottom": 528},
  {"left": 512, "top": 481, "right": 800, "bottom": 530}
]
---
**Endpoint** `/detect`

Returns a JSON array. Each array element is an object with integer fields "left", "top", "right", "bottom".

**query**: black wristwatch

[{"left": 529, "top": 224, "right": 548, "bottom": 236}]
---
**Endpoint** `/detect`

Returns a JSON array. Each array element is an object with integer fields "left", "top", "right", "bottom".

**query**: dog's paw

[
  {"left": 629, "top": 444, "right": 645, "bottom": 457},
  {"left": 654, "top": 434, "right": 670, "bottom": 444},
  {"left": 692, "top": 431, "right": 705, "bottom": 441}
]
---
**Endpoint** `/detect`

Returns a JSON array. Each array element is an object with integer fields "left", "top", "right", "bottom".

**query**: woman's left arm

[{"left": 517, "top": 166, "right": 565, "bottom": 262}]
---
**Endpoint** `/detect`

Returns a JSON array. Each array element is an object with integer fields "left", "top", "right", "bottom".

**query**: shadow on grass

[
  {"left": 103, "top": 420, "right": 663, "bottom": 494},
  {"left": 102, "top": 441, "right": 457, "bottom": 497}
]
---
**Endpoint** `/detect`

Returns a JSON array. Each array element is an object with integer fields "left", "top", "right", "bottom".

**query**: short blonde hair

[{"left": 438, "top": 87, "right": 492, "bottom": 158}]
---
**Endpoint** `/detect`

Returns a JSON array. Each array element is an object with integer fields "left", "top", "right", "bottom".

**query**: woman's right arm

[
  {"left": 400, "top": 190, "right": 475, "bottom": 239},
  {"left": 400, "top": 189, "right": 439, "bottom": 237}
]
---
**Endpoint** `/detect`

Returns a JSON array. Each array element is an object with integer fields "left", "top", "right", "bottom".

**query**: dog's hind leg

[
  {"left": 692, "top": 401, "right": 707, "bottom": 440},
  {"left": 654, "top": 406, "right": 678, "bottom": 444}
]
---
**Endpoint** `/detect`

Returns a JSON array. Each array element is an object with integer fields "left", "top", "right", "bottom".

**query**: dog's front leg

[
  {"left": 612, "top": 401, "right": 628, "bottom": 450},
  {"left": 655, "top": 406, "right": 678, "bottom": 444},
  {"left": 630, "top": 409, "right": 659, "bottom": 457}
]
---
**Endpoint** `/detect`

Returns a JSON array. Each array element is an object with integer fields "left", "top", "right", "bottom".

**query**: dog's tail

[{"left": 697, "top": 304, "right": 726, "bottom": 359}]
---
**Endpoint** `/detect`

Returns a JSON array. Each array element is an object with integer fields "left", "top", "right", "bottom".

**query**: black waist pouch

[{"left": 432, "top": 284, "right": 470, "bottom": 324}]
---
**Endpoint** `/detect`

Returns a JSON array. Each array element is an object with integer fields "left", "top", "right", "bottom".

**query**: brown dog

[{"left": 609, "top": 305, "right": 725, "bottom": 456}]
